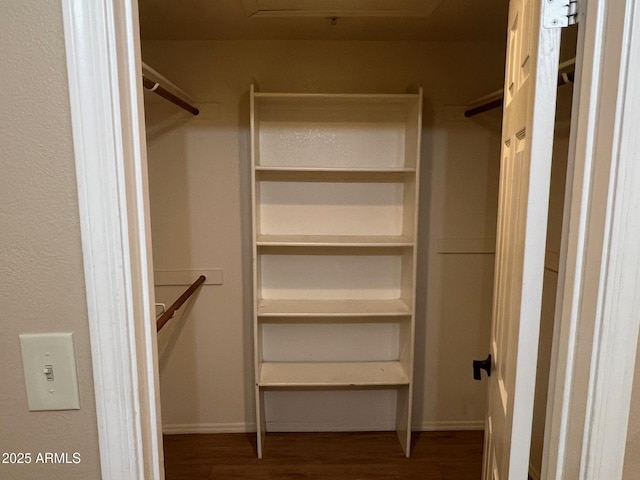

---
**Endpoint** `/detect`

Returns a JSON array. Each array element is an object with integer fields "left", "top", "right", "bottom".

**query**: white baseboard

[
  {"left": 162, "top": 420, "right": 485, "bottom": 434},
  {"left": 163, "top": 422, "right": 256, "bottom": 434},
  {"left": 266, "top": 421, "right": 396, "bottom": 432},
  {"left": 415, "top": 420, "right": 485, "bottom": 431}
]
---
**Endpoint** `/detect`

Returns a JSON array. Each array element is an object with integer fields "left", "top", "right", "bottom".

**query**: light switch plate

[{"left": 19, "top": 333, "right": 80, "bottom": 411}]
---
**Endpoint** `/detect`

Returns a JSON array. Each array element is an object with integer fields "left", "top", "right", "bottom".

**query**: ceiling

[{"left": 138, "top": 0, "right": 510, "bottom": 42}]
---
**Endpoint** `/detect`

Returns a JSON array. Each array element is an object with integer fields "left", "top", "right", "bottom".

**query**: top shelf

[{"left": 253, "top": 92, "right": 421, "bottom": 104}]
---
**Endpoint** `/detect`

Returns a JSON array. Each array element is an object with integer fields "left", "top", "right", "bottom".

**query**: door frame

[
  {"left": 61, "top": 1, "right": 163, "bottom": 479},
  {"left": 60, "top": 0, "right": 640, "bottom": 479},
  {"left": 543, "top": 0, "right": 640, "bottom": 478}
]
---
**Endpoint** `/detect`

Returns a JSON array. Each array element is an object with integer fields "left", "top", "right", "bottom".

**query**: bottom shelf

[{"left": 258, "top": 361, "right": 410, "bottom": 387}]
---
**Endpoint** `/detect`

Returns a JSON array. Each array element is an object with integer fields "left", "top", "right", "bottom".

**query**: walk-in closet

[{"left": 138, "top": 1, "right": 577, "bottom": 478}]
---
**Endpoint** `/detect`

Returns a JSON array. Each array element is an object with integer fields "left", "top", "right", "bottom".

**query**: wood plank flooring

[{"left": 163, "top": 431, "right": 484, "bottom": 479}]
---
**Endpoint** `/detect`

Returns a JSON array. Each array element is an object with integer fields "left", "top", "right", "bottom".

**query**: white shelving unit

[{"left": 250, "top": 85, "right": 422, "bottom": 458}]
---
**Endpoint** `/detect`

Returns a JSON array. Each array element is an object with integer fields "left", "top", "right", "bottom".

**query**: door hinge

[{"left": 543, "top": 0, "right": 579, "bottom": 28}]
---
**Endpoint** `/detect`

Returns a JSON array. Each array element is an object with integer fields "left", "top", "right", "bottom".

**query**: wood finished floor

[{"left": 163, "top": 431, "right": 484, "bottom": 479}]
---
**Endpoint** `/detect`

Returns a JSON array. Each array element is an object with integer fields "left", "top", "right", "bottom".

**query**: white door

[{"left": 481, "top": 0, "right": 562, "bottom": 478}]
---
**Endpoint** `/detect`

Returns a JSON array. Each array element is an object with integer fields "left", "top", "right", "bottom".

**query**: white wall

[
  {"left": 0, "top": 1, "right": 100, "bottom": 478},
  {"left": 143, "top": 40, "right": 505, "bottom": 433}
]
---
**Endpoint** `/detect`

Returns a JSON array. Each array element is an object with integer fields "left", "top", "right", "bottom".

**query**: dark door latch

[{"left": 473, "top": 354, "right": 492, "bottom": 380}]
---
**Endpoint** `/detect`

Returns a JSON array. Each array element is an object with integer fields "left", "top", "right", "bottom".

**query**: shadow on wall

[
  {"left": 412, "top": 97, "right": 434, "bottom": 427},
  {"left": 238, "top": 90, "right": 258, "bottom": 427},
  {"left": 145, "top": 115, "right": 201, "bottom": 425},
  {"left": 157, "top": 288, "right": 203, "bottom": 372},
  {"left": 420, "top": 101, "right": 501, "bottom": 427},
  {"left": 146, "top": 87, "right": 257, "bottom": 433}
]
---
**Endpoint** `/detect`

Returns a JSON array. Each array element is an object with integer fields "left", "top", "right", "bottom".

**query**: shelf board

[
  {"left": 257, "top": 298, "right": 412, "bottom": 317},
  {"left": 255, "top": 166, "right": 416, "bottom": 174},
  {"left": 255, "top": 168, "right": 413, "bottom": 183},
  {"left": 258, "top": 361, "right": 410, "bottom": 387},
  {"left": 253, "top": 92, "right": 420, "bottom": 104},
  {"left": 256, "top": 234, "right": 414, "bottom": 247}
]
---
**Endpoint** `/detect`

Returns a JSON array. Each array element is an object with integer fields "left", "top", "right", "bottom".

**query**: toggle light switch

[{"left": 19, "top": 333, "right": 80, "bottom": 411}]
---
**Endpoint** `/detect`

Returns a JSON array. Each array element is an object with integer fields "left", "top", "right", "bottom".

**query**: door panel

[{"left": 483, "top": 0, "right": 561, "bottom": 478}]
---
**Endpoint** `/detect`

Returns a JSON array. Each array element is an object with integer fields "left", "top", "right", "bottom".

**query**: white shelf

[
  {"left": 256, "top": 166, "right": 416, "bottom": 174},
  {"left": 253, "top": 92, "right": 420, "bottom": 104},
  {"left": 257, "top": 298, "right": 412, "bottom": 317},
  {"left": 256, "top": 234, "right": 414, "bottom": 247},
  {"left": 259, "top": 361, "right": 410, "bottom": 387},
  {"left": 250, "top": 85, "right": 422, "bottom": 458},
  {"left": 255, "top": 168, "right": 414, "bottom": 184}
]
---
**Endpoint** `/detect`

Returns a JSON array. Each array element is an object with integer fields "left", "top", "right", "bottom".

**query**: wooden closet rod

[
  {"left": 156, "top": 275, "right": 206, "bottom": 332},
  {"left": 464, "top": 97, "right": 504, "bottom": 118},
  {"left": 464, "top": 58, "right": 576, "bottom": 118},
  {"left": 143, "top": 77, "right": 199, "bottom": 116},
  {"left": 142, "top": 62, "right": 199, "bottom": 116}
]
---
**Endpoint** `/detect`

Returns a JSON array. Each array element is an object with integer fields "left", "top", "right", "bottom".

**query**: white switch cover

[{"left": 19, "top": 333, "right": 80, "bottom": 411}]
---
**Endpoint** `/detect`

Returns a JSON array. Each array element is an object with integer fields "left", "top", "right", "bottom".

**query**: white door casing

[
  {"left": 543, "top": 0, "right": 640, "bottom": 478},
  {"left": 483, "top": 0, "right": 561, "bottom": 478},
  {"left": 61, "top": 0, "right": 163, "bottom": 479}
]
